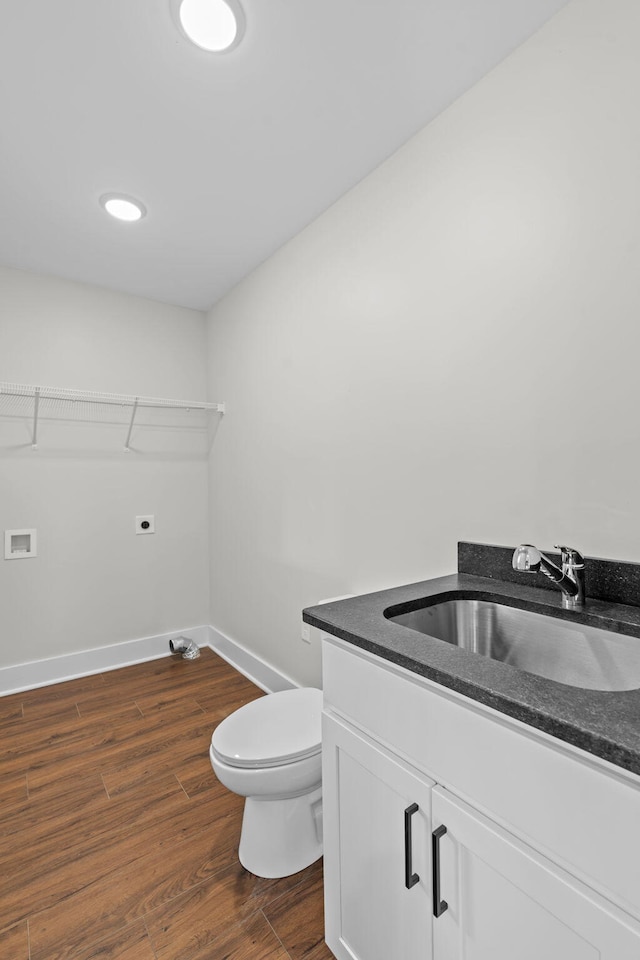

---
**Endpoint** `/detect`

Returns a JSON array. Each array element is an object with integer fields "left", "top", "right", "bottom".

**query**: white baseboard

[
  {"left": 0, "top": 625, "right": 210, "bottom": 697},
  {"left": 0, "top": 624, "right": 297, "bottom": 697},
  {"left": 205, "top": 625, "right": 298, "bottom": 694}
]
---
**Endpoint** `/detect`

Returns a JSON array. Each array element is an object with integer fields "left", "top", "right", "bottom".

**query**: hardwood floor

[{"left": 0, "top": 648, "right": 333, "bottom": 960}]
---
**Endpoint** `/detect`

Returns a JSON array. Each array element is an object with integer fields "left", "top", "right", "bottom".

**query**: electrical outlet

[
  {"left": 301, "top": 622, "right": 311, "bottom": 644},
  {"left": 135, "top": 515, "right": 155, "bottom": 535}
]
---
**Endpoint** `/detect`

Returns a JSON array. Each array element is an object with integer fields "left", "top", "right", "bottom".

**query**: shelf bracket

[
  {"left": 124, "top": 398, "right": 139, "bottom": 452},
  {"left": 32, "top": 387, "right": 41, "bottom": 449}
]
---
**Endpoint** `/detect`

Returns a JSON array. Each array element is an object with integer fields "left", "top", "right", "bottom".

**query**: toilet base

[{"left": 239, "top": 786, "right": 323, "bottom": 878}]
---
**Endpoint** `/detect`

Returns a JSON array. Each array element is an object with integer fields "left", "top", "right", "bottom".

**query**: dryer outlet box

[{"left": 135, "top": 516, "right": 155, "bottom": 535}]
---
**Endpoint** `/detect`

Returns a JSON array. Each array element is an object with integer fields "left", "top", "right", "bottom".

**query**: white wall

[
  {"left": 206, "top": 0, "right": 640, "bottom": 687},
  {"left": 0, "top": 266, "right": 209, "bottom": 669}
]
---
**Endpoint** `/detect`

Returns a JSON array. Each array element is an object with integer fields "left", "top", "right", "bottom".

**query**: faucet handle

[
  {"left": 512, "top": 544, "right": 542, "bottom": 572},
  {"left": 554, "top": 545, "right": 585, "bottom": 568}
]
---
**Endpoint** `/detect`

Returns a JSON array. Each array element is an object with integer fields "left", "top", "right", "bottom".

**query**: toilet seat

[{"left": 211, "top": 687, "right": 322, "bottom": 769}]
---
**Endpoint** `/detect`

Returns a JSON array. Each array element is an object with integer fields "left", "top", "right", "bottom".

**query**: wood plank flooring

[{"left": 0, "top": 648, "right": 333, "bottom": 960}]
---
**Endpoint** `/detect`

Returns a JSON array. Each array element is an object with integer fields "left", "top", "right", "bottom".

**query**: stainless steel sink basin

[{"left": 387, "top": 598, "right": 640, "bottom": 691}]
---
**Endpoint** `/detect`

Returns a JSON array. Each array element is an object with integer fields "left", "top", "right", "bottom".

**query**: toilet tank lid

[{"left": 212, "top": 687, "right": 323, "bottom": 767}]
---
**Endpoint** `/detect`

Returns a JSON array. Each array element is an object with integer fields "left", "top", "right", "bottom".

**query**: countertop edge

[{"left": 304, "top": 573, "right": 640, "bottom": 777}]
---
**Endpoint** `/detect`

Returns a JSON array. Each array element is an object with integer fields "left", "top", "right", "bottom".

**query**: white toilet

[{"left": 209, "top": 687, "right": 323, "bottom": 879}]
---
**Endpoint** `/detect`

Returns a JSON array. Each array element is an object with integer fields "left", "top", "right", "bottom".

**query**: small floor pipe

[{"left": 169, "top": 636, "right": 200, "bottom": 660}]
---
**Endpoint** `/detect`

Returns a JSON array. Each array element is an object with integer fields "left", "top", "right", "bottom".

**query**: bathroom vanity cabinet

[{"left": 322, "top": 637, "right": 640, "bottom": 960}]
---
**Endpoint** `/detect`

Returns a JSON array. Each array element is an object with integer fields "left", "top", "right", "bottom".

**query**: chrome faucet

[{"left": 512, "top": 544, "right": 586, "bottom": 609}]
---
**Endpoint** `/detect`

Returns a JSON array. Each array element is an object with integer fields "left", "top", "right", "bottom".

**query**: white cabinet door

[
  {"left": 323, "top": 714, "right": 435, "bottom": 960},
  {"left": 432, "top": 786, "right": 640, "bottom": 960}
]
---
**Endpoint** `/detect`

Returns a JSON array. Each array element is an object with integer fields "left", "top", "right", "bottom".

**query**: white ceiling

[{"left": 0, "top": 0, "right": 569, "bottom": 311}]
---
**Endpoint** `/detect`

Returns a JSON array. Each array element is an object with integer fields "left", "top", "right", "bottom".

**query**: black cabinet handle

[
  {"left": 432, "top": 825, "right": 448, "bottom": 917},
  {"left": 404, "top": 803, "right": 420, "bottom": 889}
]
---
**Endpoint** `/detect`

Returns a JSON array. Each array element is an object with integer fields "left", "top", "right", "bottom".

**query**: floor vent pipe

[{"left": 169, "top": 636, "right": 200, "bottom": 660}]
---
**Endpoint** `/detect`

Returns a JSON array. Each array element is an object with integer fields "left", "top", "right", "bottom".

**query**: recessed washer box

[{"left": 5, "top": 529, "right": 37, "bottom": 559}]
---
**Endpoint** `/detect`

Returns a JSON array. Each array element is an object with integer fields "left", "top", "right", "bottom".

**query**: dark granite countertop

[{"left": 303, "top": 544, "right": 640, "bottom": 777}]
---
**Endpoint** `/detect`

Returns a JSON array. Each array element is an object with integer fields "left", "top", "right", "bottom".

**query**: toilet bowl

[{"left": 210, "top": 686, "right": 323, "bottom": 879}]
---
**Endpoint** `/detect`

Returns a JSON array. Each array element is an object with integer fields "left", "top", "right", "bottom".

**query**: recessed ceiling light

[
  {"left": 100, "top": 194, "right": 147, "bottom": 223},
  {"left": 177, "top": 0, "right": 244, "bottom": 53}
]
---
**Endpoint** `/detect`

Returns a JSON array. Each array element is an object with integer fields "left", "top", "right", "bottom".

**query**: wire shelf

[{"left": 0, "top": 381, "right": 225, "bottom": 450}]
